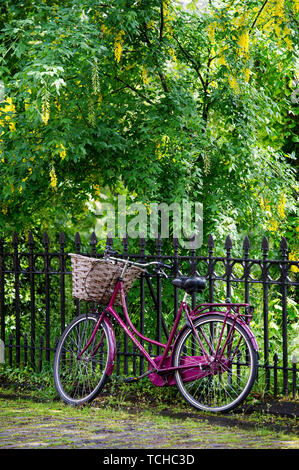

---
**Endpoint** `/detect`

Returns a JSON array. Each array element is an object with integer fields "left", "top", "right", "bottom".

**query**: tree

[{"left": 0, "top": 0, "right": 297, "bottom": 255}]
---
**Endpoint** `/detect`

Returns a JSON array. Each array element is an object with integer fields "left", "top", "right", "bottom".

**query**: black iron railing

[{"left": 0, "top": 231, "right": 298, "bottom": 398}]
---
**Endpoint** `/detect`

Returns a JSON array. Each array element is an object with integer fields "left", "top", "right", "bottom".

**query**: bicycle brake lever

[
  {"left": 104, "top": 247, "right": 119, "bottom": 259},
  {"left": 154, "top": 267, "right": 168, "bottom": 278}
]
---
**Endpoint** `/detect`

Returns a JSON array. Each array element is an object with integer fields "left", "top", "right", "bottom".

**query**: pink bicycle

[{"left": 53, "top": 249, "right": 259, "bottom": 412}]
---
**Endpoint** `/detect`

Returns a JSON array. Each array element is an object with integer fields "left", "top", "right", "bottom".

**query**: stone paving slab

[{"left": 0, "top": 399, "right": 298, "bottom": 450}]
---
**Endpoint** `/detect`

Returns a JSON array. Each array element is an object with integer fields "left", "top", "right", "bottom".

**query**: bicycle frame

[{"left": 78, "top": 274, "right": 258, "bottom": 387}]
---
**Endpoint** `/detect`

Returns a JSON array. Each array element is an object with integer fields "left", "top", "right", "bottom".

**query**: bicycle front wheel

[
  {"left": 173, "top": 314, "right": 258, "bottom": 413},
  {"left": 53, "top": 313, "right": 110, "bottom": 406}
]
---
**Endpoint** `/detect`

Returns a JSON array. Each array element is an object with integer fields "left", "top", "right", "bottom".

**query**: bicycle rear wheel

[
  {"left": 53, "top": 313, "right": 110, "bottom": 405},
  {"left": 173, "top": 314, "right": 258, "bottom": 412}
]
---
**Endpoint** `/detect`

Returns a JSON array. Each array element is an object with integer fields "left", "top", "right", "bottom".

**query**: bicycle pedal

[{"left": 123, "top": 377, "right": 138, "bottom": 383}]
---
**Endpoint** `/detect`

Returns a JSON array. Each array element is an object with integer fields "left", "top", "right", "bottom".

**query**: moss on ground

[{"left": 0, "top": 381, "right": 298, "bottom": 450}]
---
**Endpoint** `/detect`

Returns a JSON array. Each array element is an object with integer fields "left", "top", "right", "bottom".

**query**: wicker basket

[{"left": 69, "top": 253, "right": 144, "bottom": 306}]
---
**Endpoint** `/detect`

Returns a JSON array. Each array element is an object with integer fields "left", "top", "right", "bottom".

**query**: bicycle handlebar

[{"left": 104, "top": 249, "right": 172, "bottom": 274}]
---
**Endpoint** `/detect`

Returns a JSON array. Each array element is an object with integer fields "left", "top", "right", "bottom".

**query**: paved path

[{"left": 0, "top": 396, "right": 298, "bottom": 450}]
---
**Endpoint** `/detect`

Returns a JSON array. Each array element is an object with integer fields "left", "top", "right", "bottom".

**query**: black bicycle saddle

[{"left": 172, "top": 276, "right": 206, "bottom": 293}]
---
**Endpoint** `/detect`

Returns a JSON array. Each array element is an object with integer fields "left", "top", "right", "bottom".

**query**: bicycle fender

[
  {"left": 102, "top": 317, "right": 116, "bottom": 376},
  {"left": 194, "top": 311, "right": 259, "bottom": 351},
  {"left": 171, "top": 312, "right": 258, "bottom": 356}
]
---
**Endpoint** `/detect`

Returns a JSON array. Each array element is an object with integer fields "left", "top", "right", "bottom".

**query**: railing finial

[
  {"left": 243, "top": 235, "right": 250, "bottom": 253},
  {"left": 225, "top": 235, "right": 232, "bottom": 251},
  {"left": 262, "top": 235, "right": 269, "bottom": 254},
  {"left": 280, "top": 236, "right": 288, "bottom": 253}
]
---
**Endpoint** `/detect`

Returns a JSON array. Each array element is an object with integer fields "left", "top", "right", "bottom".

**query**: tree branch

[
  {"left": 249, "top": 0, "right": 269, "bottom": 33},
  {"left": 141, "top": 25, "right": 169, "bottom": 93},
  {"left": 76, "top": 103, "right": 92, "bottom": 128},
  {"left": 172, "top": 35, "right": 206, "bottom": 91},
  {"left": 114, "top": 76, "right": 155, "bottom": 105},
  {"left": 160, "top": 0, "right": 164, "bottom": 42}
]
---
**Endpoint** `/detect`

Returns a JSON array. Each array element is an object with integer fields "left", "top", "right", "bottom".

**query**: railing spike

[
  {"left": 139, "top": 235, "right": 146, "bottom": 253},
  {"left": 207, "top": 234, "right": 214, "bottom": 248},
  {"left": 156, "top": 233, "right": 162, "bottom": 246},
  {"left": 12, "top": 232, "right": 19, "bottom": 244},
  {"left": 59, "top": 231, "right": 65, "bottom": 245},
  {"left": 123, "top": 234, "right": 129, "bottom": 254},
  {"left": 90, "top": 231, "right": 97, "bottom": 243},
  {"left": 225, "top": 235, "right": 232, "bottom": 250},
  {"left": 280, "top": 236, "right": 288, "bottom": 252},
  {"left": 27, "top": 231, "right": 34, "bottom": 245},
  {"left": 243, "top": 235, "right": 250, "bottom": 253},
  {"left": 43, "top": 232, "right": 49, "bottom": 245},
  {"left": 173, "top": 234, "right": 179, "bottom": 249},
  {"left": 74, "top": 232, "right": 81, "bottom": 244},
  {"left": 106, "top": 232, "right": 113, "bottom": 247},
  {"left": 261, "top": 235, "right": 269, "bottom": 253}
]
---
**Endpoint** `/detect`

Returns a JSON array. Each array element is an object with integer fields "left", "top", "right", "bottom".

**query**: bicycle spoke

[
  {"left": 174, "top": 315, "right": 257, "bottom": 412},
  {"left": 54, "top": 314, "right": 110, "bottom": 405}
]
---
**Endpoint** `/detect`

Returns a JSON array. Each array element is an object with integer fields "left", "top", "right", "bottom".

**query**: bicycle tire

[
  {"left": 173, "top": 314, "right": 258, "bottom": 413},
  {"left": 53, "top": 313, "right": 110, "bottom": 406}
]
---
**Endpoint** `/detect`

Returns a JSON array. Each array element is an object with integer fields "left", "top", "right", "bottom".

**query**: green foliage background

[
  {"left": 0, "top": 0, "right": 297, "bottom": 252},
  {"left": 0, "top": 1, "right": 298, "bottom": 391}
]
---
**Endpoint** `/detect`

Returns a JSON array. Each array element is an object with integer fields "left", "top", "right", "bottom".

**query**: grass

[
  {"left": 0, "top": 387, "right": 298, "bottom": 449},
  {"left": 0, "top": 364, "right": 298, "bottom": 435}
]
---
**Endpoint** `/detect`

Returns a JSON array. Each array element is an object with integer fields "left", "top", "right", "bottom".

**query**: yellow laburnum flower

[
  {"left": 244, "top": 68, "right": 250, "bottom": 82},
  {"left": 268, "top": 218, "right": 278, "bottom": 232},
  {"left": 278, "top": 194, "right": 286, "bottom": 218},
  {"left": 101, "top": 24, "right": 110, "bottom": 35},
  {"left": 260, "top": 197, "right": 271, "bottom": 213},
  {"left": 156, "top": 142, "right": 162, "bottom": 160},
  {"left": 289, "top": 250, "right": 299, "bottom": 273},
  {"left": 142, "top": 66, "right": 149, "bottom": 85},
  {"left": 56, "top": 143, "right": 66, "bottom": 160},
  {"left": 2, "top": 204, "right": 8, "bottom": 215},
  {"left": 208, "top": 22, "right": 216, "bottom": 43},
  {"left": 219, "top": 54, "right": 227, "bottom": 66},
  {"left": 209, "top": 81, "right": 218, "bottom": 89},
  {"left": 238, "top": 30, "right": 249, "bottom": 56},
  {"left": 2, "top": 97, "right": 16, "bottom": 114},
  {"left": 50, "top": 167, "right": 57, "bottom": 188},
  {"left": 228, "top": 76, "right": 239, "bottom": 94},
  {"left": 9, "top": 121, "right": 16, "bottom": 132},
  {"left": 168, "top": 48, "right": 176, "bottom": 62},
  {"left": 114, "top": 30, "right": 125, "bottom": 63},
  {"left": 284, "top": 34, "right": 293, "bottom": 50},
  {"left": 275, "top": 0, "right": 285, "bottom": 19},
  {"left": 147, "top": 20, "right": 155, "bottom": 29},
  {"left": 93, "top": 184, "right": 101, "bottom": 196},
  {"left": 1, "top": 97, "right": 16, "bottom": 133},
  {"left": 115, "top": 42, "right": 123, "bottom": 63},
  {"left": 55, "top": 99, "right": 61, "bottom": 111},
  {"left": 41, "top": 95, "right": 50, "bottom": 125},
  {"left": 273, "top": 0, "right": 285, "bottom": 36},
  {"left": 144, "top": 203, "right": 151, "bottom": 215}
]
